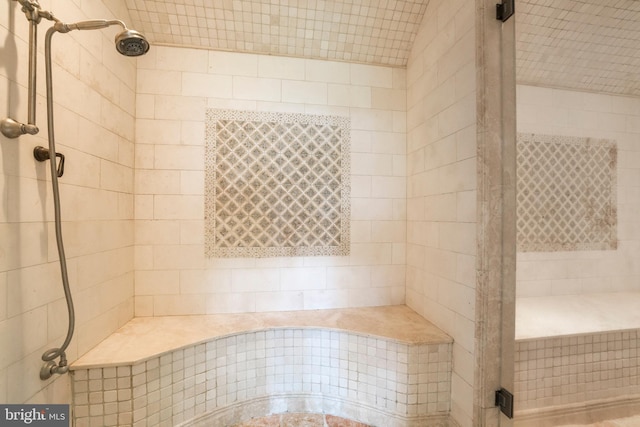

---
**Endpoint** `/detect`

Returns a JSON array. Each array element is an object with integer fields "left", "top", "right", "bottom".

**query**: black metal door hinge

[
  {"left": 495, "top": 388, "right": 514, "bottom": 418},
  {"left": 496, "top": 0, "right": 515, "bottom": 22}
]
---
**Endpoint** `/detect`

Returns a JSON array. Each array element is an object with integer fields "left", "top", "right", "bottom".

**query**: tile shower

[
  {"left": 514, "top": 84, "right": 640, "bottom": 424},
  {"left": 1, "top": 0, "right": 490, "bottom": 426},
  {"left": 7, "top": 0, "right": 640, "bottom": 425}
]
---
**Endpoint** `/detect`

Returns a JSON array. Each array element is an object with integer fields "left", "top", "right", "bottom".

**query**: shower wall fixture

[
  {"left": 2, "top": 0, "right": 149, "bottom": 380},
  {"left": 516, "top": 133, "right": 617, "bottom": 252},
  {"left": 205, "top": 109, "right": 351, "bottom": 258},
  {"left": 1, "top": 0, "right": 149, "bottom": 139}
]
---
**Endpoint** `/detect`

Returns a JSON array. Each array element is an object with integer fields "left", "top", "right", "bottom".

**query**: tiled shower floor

[{"left": 232, "top": 413, "right": 370, "bottom": 427}]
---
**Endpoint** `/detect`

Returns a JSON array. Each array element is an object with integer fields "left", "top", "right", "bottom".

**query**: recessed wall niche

[
  {"left": 205, "top": 109, "right": 351, "bottom": 258},
  {"left": 516, "top": 133, "right": 617, "bottom": 252}
]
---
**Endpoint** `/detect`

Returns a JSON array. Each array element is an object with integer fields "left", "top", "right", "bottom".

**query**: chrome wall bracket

[
  {"left": 1, "top": 118, "right": 39, "bottom": 138},
  {"left": 2, "top": 0, "right": 57, "bottom": 139}
]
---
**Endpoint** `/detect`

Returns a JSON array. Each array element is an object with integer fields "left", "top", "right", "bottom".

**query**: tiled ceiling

[
  {"left": 124, "top": 0, "right": 640, "bottom": 96},
  {"left": 123, "top": 0, "right": 429, "bottom": 67},
  {"left": 516, "top": 0, "right": 640, "bottom": 97}
]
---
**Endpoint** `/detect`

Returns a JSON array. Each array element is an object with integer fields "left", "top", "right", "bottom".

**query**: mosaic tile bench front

[{"left": 71, "top": 327, "right": 453, "bottom": 427}]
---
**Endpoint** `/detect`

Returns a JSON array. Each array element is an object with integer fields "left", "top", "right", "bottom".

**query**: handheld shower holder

[
  {"left": 40, "top": 355, "right": 69, "bottom": 380},
  {"left": 1, "top": 0, "right": 59, "bottom": 139},
  {"left": 34, "top": 146, "right": 65, "bottom": 177},
  {"left": 0, "top": 118, "right": 39, "bottom": 139}
]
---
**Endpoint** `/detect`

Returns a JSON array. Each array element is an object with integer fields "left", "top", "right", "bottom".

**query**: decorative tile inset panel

[
  {"left": 516, "top": 133, "right": 617, "bottom": 252},
  {"left": 205, "top": 109, "right": 350, "bottom": 258}
]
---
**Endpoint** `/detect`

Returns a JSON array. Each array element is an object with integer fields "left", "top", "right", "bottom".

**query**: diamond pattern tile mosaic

[
  {"left": 516, "top": 0, "right": 640, "bottom": 96},
  {"left": 205, "top": 109, "right": 350, "bottom": 258},
  {"left": 516, "top": 133, "right": 617, "bottom": 252},
  {"left": 123, "top": 0, "right": 429, "bottom": 67}
]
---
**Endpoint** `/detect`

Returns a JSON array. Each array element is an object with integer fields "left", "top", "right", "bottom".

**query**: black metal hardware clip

[
  {"left": 496, "top": 0, "right": 515, "bottom": 22},
  {"left": 495, "top": 387, "right": 514, "bottom": 418},
  {"left": 34, "top": 146, "right": 65, "bottom": 177}
]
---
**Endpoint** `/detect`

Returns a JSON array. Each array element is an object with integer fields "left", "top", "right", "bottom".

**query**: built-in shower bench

[
  {"left": 514, "top": 293, "right": 640, "bottom": 427},
  {"left": 70, "top": 305, "right": 453, "bottom": 427}
]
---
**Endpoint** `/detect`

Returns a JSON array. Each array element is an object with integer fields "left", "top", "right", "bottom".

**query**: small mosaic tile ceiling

[
  {"left": 123, "top": 0, "right": 429, "bottom": 67},
  {"left": 516, "top": 0, "right": 640, "bottom": 96}
]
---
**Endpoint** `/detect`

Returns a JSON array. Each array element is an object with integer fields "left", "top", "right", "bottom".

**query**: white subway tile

[
  {"left": 209, "top": 51, "right": 258, "bottom": 77},
  {"left": 182, "top": 73, "right": 232, "bottom": 98},
  {"left": 136, "top": 119, "right": 181, "bottom": 145},
  {"left": 135, "top": 270, "right": 180, "bottom": 295},
  {"left": 350, "top": 64, "right": 393, "bottom": 88},
  {"left": 231, "top": 269, "right": 280, "bottom": 293},
  {"left": 156, "top": 46, "right": 208, "bottom": 72},
  {"left": 136, "top": 220, "right": 180, "bottom": 245},
  {"left": 136, "top": 94, "right": 155, "bottom": 119},
  {"left": 206, "top": 292, "right": 256, "bottom": 314},
  {"left": 351, "top": 199, "right": 394, "bottom": 221},
  {"left": 153, "top": 195, "right": 203, "bottom": 220},
  {"left": 154, "top": 95, "right": 207, "bottom": 121},
  {"left": 137, "top": 69, "right": 182, "bottom": 95},
  {"left": 232, "top": 76, "right": 281, "bottom": 101},
  {"left": 305, "top": 59, "right": 351, "bottom": 84},
  {"left": 280, "top": 267, "right": 326, "bottom": 291},
  {"left": 154, "top": 295, "right": 206, "bottom": 315},
  {"left": 258, "top": 56, "right": 305, "bottom": 80},
  {"left": 180, "top": 269, "right": 231, "bottom": 294},
  {"left": 282, "top": 80, "right": 327, "bottom": 104},
  {"left": 154, "top": 145, "right": 204, "bottom": 171},
  {"left": 136, "top": 170, "right": 181, "bottom": 195},
  {"left": 325, "top": 266, "right": 371, "bottom": 289},
  {"left": 302, "top": 290, "right": 350, "bottom": 309},
  {"left": 255, "top": 291, "right": 303, "bottom": 312}
]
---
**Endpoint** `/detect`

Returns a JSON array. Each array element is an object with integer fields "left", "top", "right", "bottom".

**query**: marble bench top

[
  {"left": 71, "top": 305, "right": 451, "bottom": 369},
  {"left": 516, "top": 292, "right": 640, "bottom": 340}
]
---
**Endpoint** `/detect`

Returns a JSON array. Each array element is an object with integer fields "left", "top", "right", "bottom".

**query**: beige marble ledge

[
  {"left": 516, "top": 292, "right": 640, "bottom": 340},
  {"left": 71, "top": 305, "right": 452, "bottom": 369}
]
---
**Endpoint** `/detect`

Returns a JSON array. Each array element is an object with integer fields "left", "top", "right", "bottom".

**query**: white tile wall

[
  {"left": 405, "top": 0, "right": 477, "bottom": 426},
  {"left": 0, "top": 0, "right": 136, "bottom": 405},
  {"left": 134, "top": 46, "right": 407, "bottom": 316},
  {"left": 516, "top": 85, "right": 640, "bottom": 297},
  {"left": 71, "top": 329, "right": 452, "bottom": 427}
]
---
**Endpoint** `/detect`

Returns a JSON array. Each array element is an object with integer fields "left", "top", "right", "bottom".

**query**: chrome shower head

[
  {"left": 53, "top": 19, "right": 150, "bottom": 57},
  {"left": 115, "top": 29, "right": 150, "bottom": 57}
]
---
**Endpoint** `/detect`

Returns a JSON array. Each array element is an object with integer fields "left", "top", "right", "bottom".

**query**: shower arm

[
  {"left": 53, "top": 19, "right": 128, "bottom": 33},
  {"left": 0, "top": 0, "right": 59, "bottom": 139}
]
